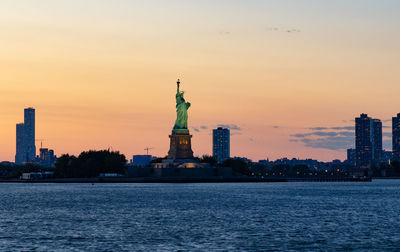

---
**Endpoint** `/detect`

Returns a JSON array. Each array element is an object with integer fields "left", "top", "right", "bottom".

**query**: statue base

[{"left": 167, "top": 129, "right": 194, "bottom": 160}]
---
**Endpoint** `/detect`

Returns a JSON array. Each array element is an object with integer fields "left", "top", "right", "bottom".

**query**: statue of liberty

[{"left": 173, "top": 79, "right": 191, "bottom": 130}]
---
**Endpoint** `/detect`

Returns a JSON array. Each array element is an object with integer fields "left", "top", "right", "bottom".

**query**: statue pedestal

[{"left": 167, "top": 130, "right": 194, "bottom": 160}]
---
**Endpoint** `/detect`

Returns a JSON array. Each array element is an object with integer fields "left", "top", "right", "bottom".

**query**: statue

[{"left": 173, "top": 79, "right": 191, "bottom": 130}]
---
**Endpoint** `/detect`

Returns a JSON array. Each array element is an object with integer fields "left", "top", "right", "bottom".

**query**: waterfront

[{"left": 1, "top": 180, "right": 399, "bottom": 251}]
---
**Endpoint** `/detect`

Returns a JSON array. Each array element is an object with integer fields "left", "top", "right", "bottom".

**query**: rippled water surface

[{"left": 1, "top": 180, "right": 400, "bottom": 251}]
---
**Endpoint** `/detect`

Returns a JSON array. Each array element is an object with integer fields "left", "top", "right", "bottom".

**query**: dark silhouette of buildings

[
  {"left": 382, "top": 150, "right": 393, "bottom": 164},
  {"left": 373, "top": 119, "right": 382, "bottom": 162},
  {"left": 213, "top": 127, "right": 230, "bottom": 163},
  {"left": 355, "top": 114, "right": 382, "bottom": 168},
  {"left": 36, "top": 148, "right": 56, "bottom": 167},
  {"left": 15, "top": 123, "right": 25, "bottom": 164},
  {"left": 130, "top": 155, "right": 153, "bottom": 167},
  {"left": 347, "top": 148, "right": 356, "bottom": 166},
  {"left": 393, "top": 113, "right": 400, "bottom": 161},
  {"left": 15, "top": 108, "right": 36, "bottom": 164}
]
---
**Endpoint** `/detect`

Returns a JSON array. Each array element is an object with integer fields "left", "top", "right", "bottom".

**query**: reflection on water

[{"left": 1, "top": 180, "right": 400, "bottom": 251}]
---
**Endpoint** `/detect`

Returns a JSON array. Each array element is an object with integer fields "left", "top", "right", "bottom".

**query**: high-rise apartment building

[
  {"left": 15, "top": 108, "right": 36, "bottom": 164},
  {"left": 393, "top": 113, "right": 400, "bottom": 161},
  {"left": 355, "top": 114, "right": 382, "bottom": 168},
  {"left": 15, "top": 123, "right": 25, "bottom": 164},
  {"left": 373, "top": 119, "right": 382, "bottom": 163},
  {"left": 213, "top": 127, "right": 230, "bottom": 163},
  {"left": 24, "top": 108, "right": 36, "bottom": 162},
  {"left": 346, "top": 148, "right": 356, "bottom": 166}
]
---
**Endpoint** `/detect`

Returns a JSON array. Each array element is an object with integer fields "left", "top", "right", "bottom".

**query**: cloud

[
  {"left": 217, "top": 124, "right": 241, "bottom": 131},
  {"left": 200, "top": 125, "right": 208, "bottom": 130},
  {"left": 292, "top": 136, "right": 354, "bottom": 150},
  {"left": 331, "top": 126, "right": 354, "bottom": 130},
  {"left": 340, "top": 131, "right": 354, "bottom": 137},
  {"left": 190, "top": 127, "right": 200, "bottom": 132},
  {"left": 291, "top": 126, "right": 355, "bottom": 150},
  {"left": 309, "top": 127, "right": 328, "bottom": 130},
  {"left": 310, "top": 126, "right": 354, "bottom": 131},
  {"left": 266, "top": 27, "right": 301, "bottom": 33},
  {"left": 273, "top": 125, "right": 279, "bottom": 129},
  {"left": 383, "top": 132, "right": 392, "bottom": 137},
  {"left": 291, "top": 131, "right": 353, "bottom": 138},
  {"left": 383, "top": 139, "right": 392, "bottom": 149},
  {"left": 292, "top": 122, "right": 392, "bottom": 150}
]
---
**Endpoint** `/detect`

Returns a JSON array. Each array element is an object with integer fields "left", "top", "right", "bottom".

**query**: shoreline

[{"left": 0, "top": 176, "right": 372, "bottom": 183}]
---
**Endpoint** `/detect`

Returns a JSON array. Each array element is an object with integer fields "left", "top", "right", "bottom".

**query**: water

[{"left": 0, "top": 180, "right": 399, "bottom": 251}]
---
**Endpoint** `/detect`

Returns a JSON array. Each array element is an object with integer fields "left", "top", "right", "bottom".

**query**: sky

[{"left": 1, "top": 0, "right": 400, "bottom": 162}]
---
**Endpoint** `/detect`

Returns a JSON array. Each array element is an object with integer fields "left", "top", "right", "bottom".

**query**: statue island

[
  {"left": 136, "top": 78, "right": 233, "bottom": 177},
  {"left": 167, "top": 79, "right": 194, "bottom": 160}
]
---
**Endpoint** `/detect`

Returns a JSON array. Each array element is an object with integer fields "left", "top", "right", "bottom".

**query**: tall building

[
  {"left": 131, "top": 155, "right": 152, "bottom": 167},
  {"left": 15, "top": 123, "right": 25, "bottom": 164},
  {"left": 15, "top": 108, "right": 36, "bottom": 164},
  {"left": 346, "top": 148, "right": 356, "bottom": 166},
  {"left": 373, "top": 119, "right": 382, "bottom": 163},
  {"left": 382, "top": 150, "right": 393, "bottom": 164},
  {"left": 393, "top": 113, "right": 400, "bottom": 161},
  {"left": 355, "top": 114, "right": 382, "bottom": 168},
  {"left": 24, "top": 108, "right": 36, "bottom": 162},
  {"left": 37, "top": 148, "right": 56, "bottom": 167},
  {"left": 213, "top": 127, "right": 230, "bottom": 163}
]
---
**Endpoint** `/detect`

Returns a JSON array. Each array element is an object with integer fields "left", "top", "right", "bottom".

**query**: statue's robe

[{"left": 173, "top": 93, "right": 190, "bottom": 130}]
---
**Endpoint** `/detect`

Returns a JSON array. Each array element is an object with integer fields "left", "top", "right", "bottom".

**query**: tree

[
  {"left": 54, "top": 150, "right": 127, "bottom": 178},
  {"left": 198, "top": 155, "right": 217, "bottom": 166},
  {"left": 219, "top": 158, "right": 251, "bottom": 175}
]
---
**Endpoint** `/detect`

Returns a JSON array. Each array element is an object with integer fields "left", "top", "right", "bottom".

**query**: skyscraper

[
  {"left": 355, "top": 114, "right": 382, "bottom": 168},
  {"left": 24, "top": 108, "right": 36, "bottom": 162},
  {"left": 15, "top": 108, "right": 36, "bottom": 164},
  {"left": 346, "top": 148, "right": 356, "bottom": 166},
  {"left": 213, "top": 127, "right": 230, "bottom": 163},
  {"left": 15, "top": 123, "right": 25, "bottom": 164},
  {"left": 373, "top": 119, "right": 382, "bottom": 163},
  {"left": 393, "top": 113, "right": 400, "bottom": 161}
]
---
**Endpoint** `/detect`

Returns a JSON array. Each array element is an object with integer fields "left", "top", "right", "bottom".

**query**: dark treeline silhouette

[
  {"left": 0, "top": 163, "right": 52, "bottom": 178},
  {"left": 55, "top": 150, "right": 127, "bottom": 178},
  {"left": 197, "top": 155, "right": 217, "bottom": 166},
  {"left": 219, "top": 158, "right": 251, "bottom": 175}
]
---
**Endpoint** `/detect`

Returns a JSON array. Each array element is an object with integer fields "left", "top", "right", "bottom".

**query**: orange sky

[{"left": 1, "top": 1, "right": 399, "bottom": 162}]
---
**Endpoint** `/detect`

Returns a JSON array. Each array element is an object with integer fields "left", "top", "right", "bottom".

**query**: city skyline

[{"left": 1, "top": 1, "right": 400, "bottom": 162}]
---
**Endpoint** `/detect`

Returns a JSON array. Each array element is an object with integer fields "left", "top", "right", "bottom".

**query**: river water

[{"left": 0, "top": 180, "right": 399, "bottom": 251}]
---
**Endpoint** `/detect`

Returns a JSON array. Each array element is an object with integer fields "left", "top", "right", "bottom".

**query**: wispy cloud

[
  {"left": 190, "top": 124, "right": 241, "bottom": 133},
  {"left": 190, "top": 126, "right": 200, "bottom": 132},
  {"left": 291, "top": 123, "right": 393, "bottom": 150},
  {"left": 266, "top": 27, "right": 301, "bottom": 33},
  {"left": 219, "top": 31, "right": 231, "bottom": 35},
  {"left": 383, "top": 132, "right": 392, "bottom": 137},
  {"left": 309, "top": 126, "right": 354, "bottom": 131},
  {"left": 217, "top": 124, "right": 241, "bottom": 131},
  {"left": 291, "top": 131, "right": 353, "bottom": 138},
  {"left": 290, "top": 136, "right": 354, "bottom": 150}
]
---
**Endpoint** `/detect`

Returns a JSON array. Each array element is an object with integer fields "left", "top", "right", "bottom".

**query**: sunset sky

[{"left": 1, "top": 0, "right": 399, "bottom": 162}]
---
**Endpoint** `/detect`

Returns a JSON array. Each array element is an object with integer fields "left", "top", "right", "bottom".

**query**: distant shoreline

[{"left": 0, "top": 176, "right": 372, "bottom": 183}]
